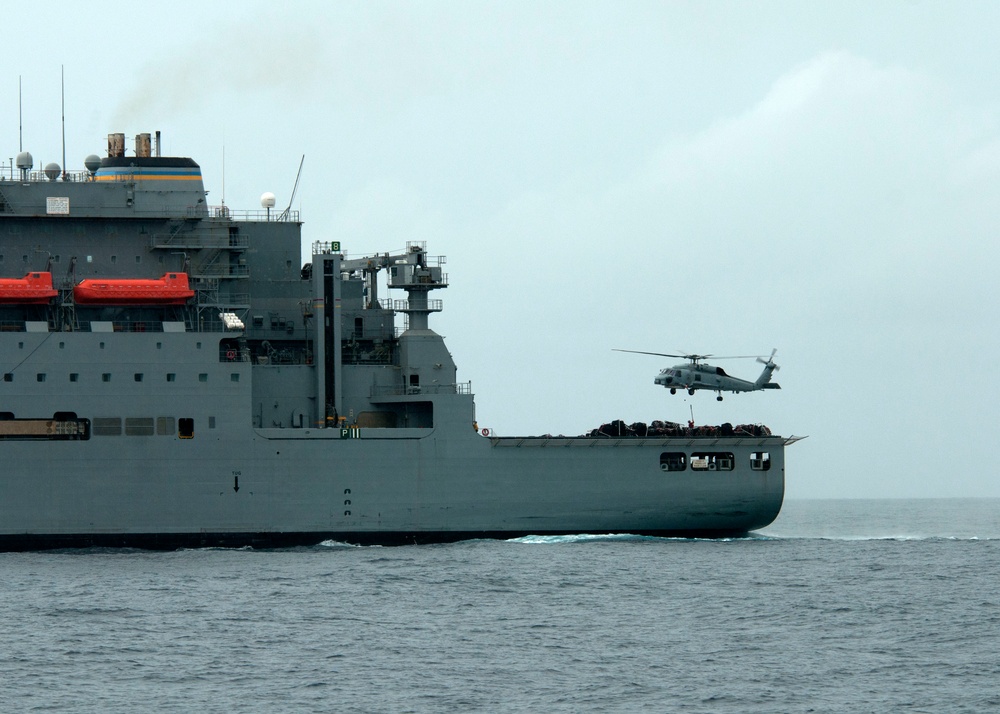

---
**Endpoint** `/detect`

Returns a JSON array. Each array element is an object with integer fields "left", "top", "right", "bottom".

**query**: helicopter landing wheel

[
  {"left": 716, "top": 395, "right": 723, "bottom": 401},
  {"left": 670, "top": 388, "right": 676, "bottom": 395},
  {"left": 688, "top": 389, "right": 695, "bottom": 396}
]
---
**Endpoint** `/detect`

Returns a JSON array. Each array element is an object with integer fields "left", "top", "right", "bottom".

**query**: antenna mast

[
  {"left": 61, "top": 65, "right": 66, "bottom": 180},
  {"left": 278, "top": 154, "right": 305, "bottom": 221},
  {"left": 19, "top": 75, "right": 22, "bottom": 152}
]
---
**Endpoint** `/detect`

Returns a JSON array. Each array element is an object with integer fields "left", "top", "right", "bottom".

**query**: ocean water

[{"left": 1, "top": 499, "right": 998, "bottom": 713}]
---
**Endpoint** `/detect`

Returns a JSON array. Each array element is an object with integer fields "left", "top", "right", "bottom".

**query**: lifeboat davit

[
  {"left": 73, "top": 272, "right": 195, "bottom": 305},
  {"left": 0, "top": 272, "right": 59, "bottom": 304}
]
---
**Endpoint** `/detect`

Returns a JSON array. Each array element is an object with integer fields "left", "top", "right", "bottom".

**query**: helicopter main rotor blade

[
  {"left": 613, "top": 349, "right": 689, "bottom": 358},
  {"left": 614, "top": 349, "right": 771, "bottom": 361}
]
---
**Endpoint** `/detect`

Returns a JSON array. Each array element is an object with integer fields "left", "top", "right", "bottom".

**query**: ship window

[
  {"left": 231, "top": 373, "right": 239, "bottom": 382},
  {"left": 750, "top": 452, "right": 771, "bottom": 471},
  {"left": 22, "top": 254, "right": 27, "bottom": 262},
  {"left": 157, "top": 417, "right": 175, "bottom": 435},
  {"left": 659, "top": 452, "right": 687, "bottom": 472},
  {"left": 125, "top": 417, "right": 154, "bottom": 436},
  {"left": 36, "top": 373, "right": 46, "bottom": 382},
  {"left": 93, "top": 417, "right": 122, "bottom": 436},
  {"left": 3, "top": 373, "right": 11, "bottom": 382},
  {"left": 102, "top": 373, "right": 111, "bottom": 382},
  {"left": 179, "top": 418, "right": 194, "bottom": 439},
  {"left": 209, "top": 416, "right": 216, "bottom": 429},
  {"left": 134, "top": 373, "right": 143, "bottom": 382},
  {"left": 691, "top": 452, "right": 735, "bottom": 471},
  {"left": 59, "top": 342, "right": 65, "bottom": 349},
  {"left": 157, "top": 342, "right": 162, "bottom": 349},
  {"left": 135, "top": 256, "right": 141, "bottom": 264},
  {"left": 199, "top": 373, "right": 208, "bottom": 382},
  {"left": 166, "top": 373, "right": 176, "bottom": 382},
  {"left": 196, "top": 342, "right": 202, "bottom": 349},
  {"left": 111, "top": 255, "right": 117, "bottom": 264},
  {"left": 100, "top": 342, "right": 105, "bottom": 349},
  {"left": 70, "top": 373, "right": 79, "bottom": 382}
]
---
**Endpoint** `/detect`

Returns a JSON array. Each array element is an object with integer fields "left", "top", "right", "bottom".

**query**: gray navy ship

[{"left": 0, "top": 132, "right": 798, "bottom": 550}]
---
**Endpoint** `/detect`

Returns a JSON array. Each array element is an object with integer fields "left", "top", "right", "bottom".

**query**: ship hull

[{"left": 0, "top": 427, "right": 784, "bottom": 550}]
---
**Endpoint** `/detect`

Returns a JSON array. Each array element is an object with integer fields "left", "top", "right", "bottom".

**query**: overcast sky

[{"left": 6, "top": 1, "right": 999, "bottom": 499}]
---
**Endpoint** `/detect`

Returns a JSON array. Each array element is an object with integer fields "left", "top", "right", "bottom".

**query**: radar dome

[
  {"left": 260, "top": 192, "right": 277, "bottom": 209},
  {"left": 84, "top": 154, "right": 101, "bottom": 174},
  {"left": 44, "top": 163, "right": 61, "bottom": 181},
  {"left": 16, "top": 151, "right": 33, "bottom": 170}
]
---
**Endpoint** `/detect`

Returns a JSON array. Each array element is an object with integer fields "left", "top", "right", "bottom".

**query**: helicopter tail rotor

[
  {"left": 756, "top": 348, "right": 779, "bottom": 370},
  {"left": 754, "top": 349, "right": 781, "bottom": 389}
]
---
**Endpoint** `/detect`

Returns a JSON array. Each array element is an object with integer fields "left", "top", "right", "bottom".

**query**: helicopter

[{"left": 614, "top": 348, "right": 781, "bottom": 401}]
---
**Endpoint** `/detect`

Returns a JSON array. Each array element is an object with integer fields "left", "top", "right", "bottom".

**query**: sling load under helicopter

[{"left": 614, "top": 348, "right": 781, "bottom": 401}]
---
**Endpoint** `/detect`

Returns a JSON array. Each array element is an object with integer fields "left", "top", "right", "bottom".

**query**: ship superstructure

[{"left": 0, "top": 132, "right": 795, "bottom": 550}]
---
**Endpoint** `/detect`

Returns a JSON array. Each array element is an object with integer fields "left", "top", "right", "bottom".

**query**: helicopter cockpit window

[{"left": 659, "top": 452, "right": 687, "bottom": 472}]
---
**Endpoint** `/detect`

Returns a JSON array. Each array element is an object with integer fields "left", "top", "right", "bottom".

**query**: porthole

[
  {"left": 659, "top": 452, "right": 687, "bottom": 472},
  {"left": 691, "top": 452, "right": 735, "bottom": 471}
]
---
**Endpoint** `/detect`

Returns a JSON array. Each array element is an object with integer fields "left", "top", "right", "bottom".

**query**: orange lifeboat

[
  {"left": 73, "top": 272, "right": 195, "bottom": 305},
  {"left": 0, "top": 272, "right": 59, "bottom": 304}
]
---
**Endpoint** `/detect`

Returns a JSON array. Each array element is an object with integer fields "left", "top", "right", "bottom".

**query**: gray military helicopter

[{"left": 614, "top": 348, "right": 781, "bottom": 401}]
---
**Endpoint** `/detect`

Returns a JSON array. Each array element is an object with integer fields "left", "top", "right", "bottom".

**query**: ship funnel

[
  {"left": 107, "top": 133, "right": 125, "bottom": 157},
  {"left": 135, "top": 133, "right": 151, "bottom": 158}
]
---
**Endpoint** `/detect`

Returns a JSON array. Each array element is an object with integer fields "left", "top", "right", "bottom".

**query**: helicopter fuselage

[{"left": 654, "top": 362, "right": 780, "bottom": 398}]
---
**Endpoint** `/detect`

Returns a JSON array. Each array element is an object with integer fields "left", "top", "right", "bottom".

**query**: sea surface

[{"left": 1, "top": 498, "right": 998, "bottom": 713}]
